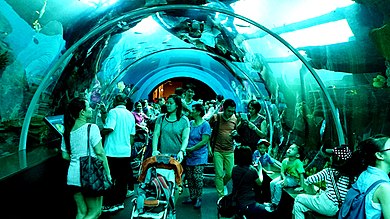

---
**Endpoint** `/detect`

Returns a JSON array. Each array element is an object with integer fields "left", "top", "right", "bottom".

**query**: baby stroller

[{"left": 131, "top": 155, "right": 183, "bottom": 219}]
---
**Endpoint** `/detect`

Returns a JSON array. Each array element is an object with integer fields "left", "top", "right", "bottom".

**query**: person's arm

[
  {"left": 255, "top": 164, "right": 263, "bottom": 186},
  {"left": 62, "top": 151, "right": 70, "bottom": 161},
  {"left": 61, "top": 138, "right": 70, "bottom": 161},
  {"left": 187, "top": 134, "right": 210, "bottom": 153},
  {"left": 93, "top": 140, "right": 112, "bottom": 182},
  {"left": 377, "top": 183, "right": 390, "bottom": 219},
  {"left": 299, "top": 172, "right": 305, "bottom": 187},
  {"left": 280, "top": 159, "right": 286, "bottom": 180},
  {"left": 152, "top": 117, "right": 161, "bottom": 155},
  {"left": 130, "top": 134, "right": 135, "bottom": 147},
  {"left": 177, "top": 127, "right": 190, "bottom": 163}
]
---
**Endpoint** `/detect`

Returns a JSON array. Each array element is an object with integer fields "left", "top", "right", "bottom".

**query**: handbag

[
  {"left": 217, "top": 168, "right": 250, "bottom": 217},
  {"left": 80, "top": 124, "right": 112, "bottom": 196}
]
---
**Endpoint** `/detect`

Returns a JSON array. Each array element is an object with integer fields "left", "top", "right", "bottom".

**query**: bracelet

[{"left": 179, "top": 150, "right": 186, "bottom": 156}]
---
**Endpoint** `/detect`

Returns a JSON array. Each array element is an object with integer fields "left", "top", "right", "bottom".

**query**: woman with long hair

[
  {"left": 182, "top": 103, "right": 211, "bottom": 208},
  {"left": 348, "top": 135, "right": 390, "bottom": 219},
  {"left": 152, "top": 94, "right": 190, "bottom": 163},
  {"left": 62, "top": 97, "right": 111, "bottom": 219}
]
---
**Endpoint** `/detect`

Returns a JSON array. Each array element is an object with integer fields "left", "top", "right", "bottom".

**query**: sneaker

[
  {"left": 264, "top": 203, "right": 277, "bottom": 212},
  {"left": 223, "top": 186, "right": 228, "bottom": 195},
  {"left": 116, "top": 203, "right": 125, "bottom": 210},
  {"left": 263, "top": 202, "right": 272, "bottom": 207},
  {"left": 193, "top": 198, "right": 201, "bottom": 209},
  {"left": 126, "top": 190, "right": 135, "bottom": 197},
  {"left": 182, "top": 197, "right": 195, "bottom": 204},
  {"left": 102, "top": 205, "right": 118, "bottom": 213}
]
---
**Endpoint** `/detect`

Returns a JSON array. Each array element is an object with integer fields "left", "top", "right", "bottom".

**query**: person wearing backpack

[
  {"left": 339, "top": 135, "right": 390, "bottom": 219},
  {"left": 292, "top": 146, "right": 353, "bottom": 219}
]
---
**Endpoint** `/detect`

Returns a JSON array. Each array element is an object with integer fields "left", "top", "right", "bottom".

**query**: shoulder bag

[{"left": 80, "top": 124, "right": 112, "bottom": 196}]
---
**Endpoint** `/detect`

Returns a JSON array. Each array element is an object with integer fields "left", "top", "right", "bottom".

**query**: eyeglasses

[{"left": 379, "top": 148, "right": 390, "bottom": 153}]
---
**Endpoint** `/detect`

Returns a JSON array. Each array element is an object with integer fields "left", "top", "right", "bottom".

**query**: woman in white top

[{"left": 61, "top": 97, "right": 111, "bottom": 219}]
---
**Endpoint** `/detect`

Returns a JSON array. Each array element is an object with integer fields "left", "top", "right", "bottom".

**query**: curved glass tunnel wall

[
  {"left": 1, "top": 3, "right": 389, "bottom": 178},
  {"left": 20, "top": 5, "right": 342, "bottom": 168}
]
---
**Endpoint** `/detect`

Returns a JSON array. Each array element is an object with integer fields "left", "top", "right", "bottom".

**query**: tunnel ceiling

[{"left": 4, "top": 0, "right": 388, "bottom": 75}]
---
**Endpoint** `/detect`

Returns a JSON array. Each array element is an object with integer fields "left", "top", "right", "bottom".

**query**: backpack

[
  {"left": 338, "top": 179, "right": 387, "bottom": 219},
  {"left": 144, "top": 167, "right": 171, "bottom": 201}
]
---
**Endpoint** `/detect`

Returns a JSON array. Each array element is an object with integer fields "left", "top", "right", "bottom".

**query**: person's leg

[
  {"left": 292, "top": 194, "right": 313, "bottom": 219},
  {"left": 244, "top": 203, "right": 271, "bottom": 219},
  {"left": 185, "top": 165, "right": 196, "bottom": 200},
  {"left": 73, "top": 192, "right": 87, "bottom": 219},
  {"left": 223, "top": 152, "right": 234, "bottom": 185},
  {"left": 294, "top": 192, "right": 338, "bottom": 217},
  {"left": 84, "top": 196, "right": 103, "bottom": 219},
  {"left": 269, "top": 176, "right": 281, "bottom": 204},
  {"left": 116, "top": 157, "right": 131, "bottom": 205},
  {"left": 103, "top": 157, "right": 117, "bottom": 208},
  {"left": 213, "top": 151, "right": 225, "bottom": 197},
  {"left": 285, "top": 175, "right": 299, "bottom": 188},
  {"left": 193, "top": 165, "right": 204, "bottom": 199},
  {"left": 271, "top": 177, "right": 284, "bottom": 205}
]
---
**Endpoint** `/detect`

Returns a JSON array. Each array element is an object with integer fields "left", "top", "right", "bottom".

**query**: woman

[
  {"left": 232, "top": 146, "right": 271, "bottom": 219},
  {"left": 61, "top": 97, "right": 111, "bottom": 219},
  {"left": 132, "top": 101, "right": 149, "bottom": 143},
  {"left": 182, "top": 103, "right": 211, "bottom": 209},
  {"left": 293, "top": 147, "right": 354, "bottom": 219},
  {"left": 152, "top": 94, "right": 190, "bottom": 163},
  {"left": 349, "top": 135, "right": 390, "bottom": 219},
  {"left": 235, "top": 100, "right": 267, "bottom": 153}
]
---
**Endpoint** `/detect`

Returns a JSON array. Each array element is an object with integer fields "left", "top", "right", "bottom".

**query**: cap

[
  {"left": 333, "top": 145, "right": 352, "bottom": 160},
  {"left": 257, "top": 139, "right": 270, "bottom": 146}
]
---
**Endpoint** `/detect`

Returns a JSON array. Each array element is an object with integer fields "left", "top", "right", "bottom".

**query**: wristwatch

[{"left": 180, "top": 149, "right": 186, "bottom": 156}]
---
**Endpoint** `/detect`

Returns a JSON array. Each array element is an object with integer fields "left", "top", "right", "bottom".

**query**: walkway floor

[{"left": 100, "top": 185, "right": 220, "bottom": 219}]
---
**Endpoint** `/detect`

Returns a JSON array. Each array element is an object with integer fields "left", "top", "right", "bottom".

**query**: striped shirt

[{"left": 305, "top": 168, "right": 351, "bottom": 205}]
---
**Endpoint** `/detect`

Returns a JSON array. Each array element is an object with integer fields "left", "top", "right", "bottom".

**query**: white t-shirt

[
  {"left": 103, "top": 105, "right": 136, "bottom": 157},
  {"left": 61, "top": 123, "right": 102, "bottom": 186}
]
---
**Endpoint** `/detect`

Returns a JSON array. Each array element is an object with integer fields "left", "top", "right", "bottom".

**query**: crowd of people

[{"left": 61, "top": 85, "right": 390, "bottom": 219}]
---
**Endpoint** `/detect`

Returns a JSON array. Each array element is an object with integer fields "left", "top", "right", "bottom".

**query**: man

[
  {"left": 100, "top": 93, "right": 136, "bottom": 212},
  {"left": 209, "top": 99, "right": 237, "bottom": 198}
]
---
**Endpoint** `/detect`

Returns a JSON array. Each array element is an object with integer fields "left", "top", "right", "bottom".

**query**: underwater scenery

[{"left": 0, "top": 0, "right": 389, "bottom": 179}]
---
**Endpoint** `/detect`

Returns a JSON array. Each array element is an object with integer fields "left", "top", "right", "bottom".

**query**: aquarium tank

[{"left": 0, "top": 0, "right": 389, "bottom": 178}]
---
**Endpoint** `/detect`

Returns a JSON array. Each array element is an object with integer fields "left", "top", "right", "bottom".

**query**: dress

[
  {"left": 61, "top": 123, "right": 102, "bottom": 186},
  {"left": 186, "top": 120, "right": 211, "bottom": 166},
  {"left": 185, "top": 120, "right": 211, "bottom": 200},
  {"left": 157, "top": 114, "right": 190, "bottom": 154}
]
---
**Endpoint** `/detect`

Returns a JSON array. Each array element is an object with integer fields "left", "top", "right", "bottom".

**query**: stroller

[{"left": 131, "top": 155, "right": 183, "bottom": 219}]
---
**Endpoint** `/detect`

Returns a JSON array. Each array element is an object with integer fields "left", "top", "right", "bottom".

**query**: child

[
  {"left": 252, "top": 139, "right": 276, "bottom": 174},
  {"left": 266, "top": 144, "right": 305, "bottom": 212}
]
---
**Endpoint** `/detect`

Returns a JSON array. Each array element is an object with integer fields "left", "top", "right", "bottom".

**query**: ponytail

[{"left": 64, "top": 97, "right": 87, "bottom": 152}]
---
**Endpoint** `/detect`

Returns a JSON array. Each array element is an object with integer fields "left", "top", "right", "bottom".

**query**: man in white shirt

[{"left": 101, "top": 93, "right": 136, "bottom": 212}]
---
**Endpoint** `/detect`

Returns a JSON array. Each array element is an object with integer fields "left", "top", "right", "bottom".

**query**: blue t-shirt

[
  {"left": 252, "top": 150, "right": 275, "bottom": 166},
  {"left": 186, "top": 120, "right": 211, "bottom": 166}
]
